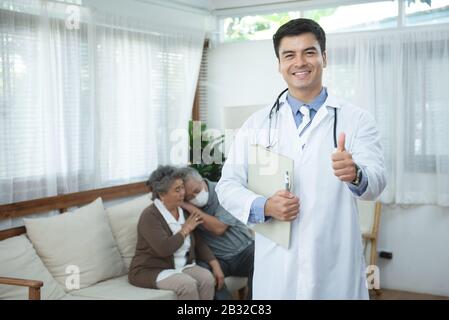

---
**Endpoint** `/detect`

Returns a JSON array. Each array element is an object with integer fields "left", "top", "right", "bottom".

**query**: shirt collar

[
  {"left": 154, "top": 198, "right": 184, "bottom": 224},
  {"left": 286, "top": 87, "right": 328, "bottom": 114}
]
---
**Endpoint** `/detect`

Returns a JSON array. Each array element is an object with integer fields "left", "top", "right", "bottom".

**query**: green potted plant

[{"left": 188, "top": 120, "right": 225, "bottom": 182}]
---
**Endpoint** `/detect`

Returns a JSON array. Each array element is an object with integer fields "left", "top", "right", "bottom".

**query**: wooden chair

[
  {"left": 357, "top": 200, "right": 382, "bottom": 295},
  {"left": 357, "top": 200, "right": 382, "bottom": 268}
]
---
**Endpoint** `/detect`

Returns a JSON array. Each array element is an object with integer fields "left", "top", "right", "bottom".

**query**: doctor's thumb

[{"left": 337, "top": 133, "right": 346, "bottom": 152}]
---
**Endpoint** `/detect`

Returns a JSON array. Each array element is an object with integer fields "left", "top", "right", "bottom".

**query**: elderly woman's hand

[{"left": 180, "top": 211, "right": 203, "bottom": 237}]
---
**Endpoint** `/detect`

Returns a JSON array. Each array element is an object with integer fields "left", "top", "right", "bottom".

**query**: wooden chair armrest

[
  {"left": 0, "top": 277, "right": 43, "bottom": 300},
  {"left": 0, "top": 277, "right": 43, "bottom": 288}
]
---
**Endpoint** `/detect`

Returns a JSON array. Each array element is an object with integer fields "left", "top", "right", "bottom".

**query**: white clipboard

[{"left": 248, "top": 144, "right": 293, "bottom": 249}]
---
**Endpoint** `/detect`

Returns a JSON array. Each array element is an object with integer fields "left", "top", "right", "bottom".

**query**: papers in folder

[{"left": 248, "top": 144, "right": 293, "bottom": 249}]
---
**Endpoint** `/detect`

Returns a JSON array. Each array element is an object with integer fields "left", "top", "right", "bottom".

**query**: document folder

[{"left": 248, "top": 144, "right": 293, "bottom": 249}]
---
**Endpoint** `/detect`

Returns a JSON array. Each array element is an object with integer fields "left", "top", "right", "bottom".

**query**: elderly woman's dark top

[{"left": 128, "top": 203, "right": 215, "bottom": 289}]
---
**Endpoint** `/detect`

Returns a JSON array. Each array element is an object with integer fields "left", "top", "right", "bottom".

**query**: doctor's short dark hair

[
  {"left": 273, "top": 18, "right": 326, "bottom": 60},
  {"left": 146, "top": 165, "right": 184, "bottom": 200}
]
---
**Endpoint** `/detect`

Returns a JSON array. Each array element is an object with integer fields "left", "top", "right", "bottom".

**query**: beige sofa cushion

[
  {"left": 24, "top": 198, "right": 126, "bottom": 291},
  {"left": 69, "top": 275, "right": 176, "bottom": 300},
  {"left": 106, "top": 193, "right": 152, "bottom": 269},
  {"left": 225, "top": 276, "right": 247, "bottom": 293},
  {"left": 0, "top": 235, "right": 66, "bottom": 300}
]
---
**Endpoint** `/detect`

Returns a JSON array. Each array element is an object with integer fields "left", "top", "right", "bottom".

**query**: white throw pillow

[
  {"left": 106, "top": 193, "right": 152, "bottom": 269},
  {"left": 0, "top": 235, "right": 66, "bottom": 300},
  {"left": 24, "top": 198, "right": 126, "bottom": 291}
]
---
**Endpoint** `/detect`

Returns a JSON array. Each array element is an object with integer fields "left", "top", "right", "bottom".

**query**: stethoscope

[{"left": 267, "top": 88, "right": 338, "bottom": 149}]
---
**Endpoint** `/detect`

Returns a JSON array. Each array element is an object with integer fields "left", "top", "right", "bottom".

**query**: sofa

[{"left": 0, "top": 183, "right": 247, "bottom": 300}]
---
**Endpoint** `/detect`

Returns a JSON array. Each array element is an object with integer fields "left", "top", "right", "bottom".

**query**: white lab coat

[{"left": 216, "top": 91, "right": 386, "bottom": 299}]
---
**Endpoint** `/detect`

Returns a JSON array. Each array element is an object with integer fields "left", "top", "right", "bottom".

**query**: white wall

[
  {"left": 208, "top": 39, "right": 449, "bottom": 297},
  {"left": 378, "top": 204, "right": 449, "bottom": 296},
  {"left": 207, "top": 39, "right": 284, "bottom": 130}
]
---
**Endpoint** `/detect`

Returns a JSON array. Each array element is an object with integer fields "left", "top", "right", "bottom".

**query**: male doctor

[{"left": 216, "top": 18, "right": 386, "bottom": 299}]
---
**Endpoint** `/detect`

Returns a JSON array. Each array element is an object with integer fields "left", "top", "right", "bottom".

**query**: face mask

[{"left": 189, "top": 188, "right": 209, "bottom": 207}]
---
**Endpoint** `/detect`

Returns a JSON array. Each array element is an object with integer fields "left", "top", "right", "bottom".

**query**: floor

[
  {"left": 233, "top": 288, "right": 449, "bottom": 300},
  {"left": 369, "top": 289, "right": 449, "bottom": 300}
]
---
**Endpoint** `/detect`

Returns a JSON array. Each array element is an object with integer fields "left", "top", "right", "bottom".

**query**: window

[
  {"left": 223, "top": 12, "right": 300, "bottom": 42},
  {"left": 195, "top": 41, "right": 209, "bottom": 123},
  {"left": 0, "top": 1, "right": 203, "bottom": 204},
  {"left": 403, "top": 43, "right": 449, "bottom": 172},
  {"left": 304, "top": 1, "right": 398, "bottom": 32},
  {"left": 405, "top": 0, "right": 449, "bottom": 26},
  {"left": 0, "top": 7, "right": 91, "bottom": 181},
  {"left": 220, "top": 0, "right": 449, "bottom": 42}
]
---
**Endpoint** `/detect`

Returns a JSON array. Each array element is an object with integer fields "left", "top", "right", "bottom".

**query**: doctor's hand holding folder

[{"left": 248, "top": 145, "right": 300, "bottom": 249}]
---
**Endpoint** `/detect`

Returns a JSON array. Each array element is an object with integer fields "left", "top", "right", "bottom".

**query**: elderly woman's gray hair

[
  {"left": 146, "top": 165, "right": 184, "bottom": 200},
  {"left": 179, "top": 166, "right": 203, "bottom": 183}
]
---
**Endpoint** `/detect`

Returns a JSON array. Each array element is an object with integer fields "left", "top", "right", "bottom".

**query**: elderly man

[{"left": 179, "top": 167, "right": 255, "bottom": 300}]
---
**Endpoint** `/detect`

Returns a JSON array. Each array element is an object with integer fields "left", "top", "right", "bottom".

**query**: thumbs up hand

[{"left": 332, "top": 133, "right": 357, "bottom": 182}]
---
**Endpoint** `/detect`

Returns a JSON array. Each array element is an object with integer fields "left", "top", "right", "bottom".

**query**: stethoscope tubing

[{"left": 267, "top": 89, "right": 337, "bottom": 149}]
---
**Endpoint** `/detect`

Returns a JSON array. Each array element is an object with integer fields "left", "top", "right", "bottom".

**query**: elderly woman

[{"left": 128, "top": 165, "right": 224, "bottom": 300}]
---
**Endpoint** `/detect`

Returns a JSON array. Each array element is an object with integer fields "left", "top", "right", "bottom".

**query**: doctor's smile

[{"left": 291, "top": 70, "right": 311, "bottom": 79}]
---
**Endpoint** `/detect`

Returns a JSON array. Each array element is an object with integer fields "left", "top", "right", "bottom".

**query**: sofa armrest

[{"left": 0, "top": 277, "right": 44, "bottom": 300}]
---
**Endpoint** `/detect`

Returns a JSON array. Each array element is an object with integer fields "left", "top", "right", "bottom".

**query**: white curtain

[
  {"left": 0, "top": 0, "right": 204, "bottom": 229},
  {"left": 325, "top": 25, "right": 449, "bottom": 206},
  {"left": 92, "top": 11, "right": 204, "bottom": 184}
]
